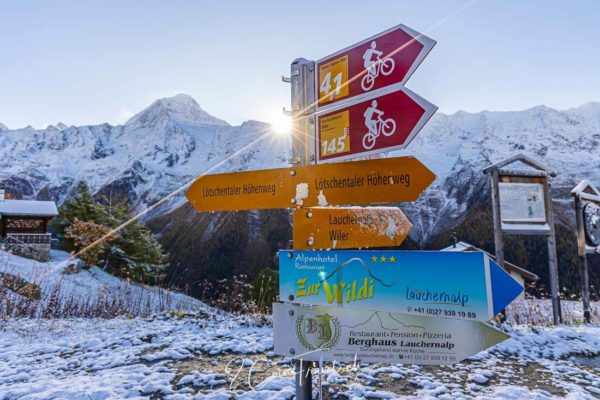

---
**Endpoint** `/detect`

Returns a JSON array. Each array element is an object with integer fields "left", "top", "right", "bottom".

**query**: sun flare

[{"left": 271, "top": 112, "right": 292, "bottom": 136}]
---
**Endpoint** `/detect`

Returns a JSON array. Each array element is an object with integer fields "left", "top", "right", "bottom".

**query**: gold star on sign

[
  {"left": 390, "top": 256, "right": 396, "bottom": 263},
  {"left": 371, "top": 256, "right": 378, "bottom": 262},
  {"left": 380, "top": 256, "right": 387, "bottom": 263}
]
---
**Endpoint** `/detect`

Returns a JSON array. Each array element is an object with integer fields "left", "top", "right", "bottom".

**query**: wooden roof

[{"left": 482, "top": 153, "right": 557, "bottom": 177}]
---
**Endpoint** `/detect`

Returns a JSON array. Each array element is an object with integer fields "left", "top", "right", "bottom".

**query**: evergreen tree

[
  {"left": 54, "top": 181, "right": 168, "bottom": 284},
  {"left": 51, "top": 181, "right": 109, "bottom": 252},
  {"left": 106, "top": 221, "right": 168, "bottom": 284}
]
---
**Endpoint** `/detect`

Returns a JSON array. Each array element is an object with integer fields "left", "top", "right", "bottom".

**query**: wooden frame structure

[
  {"left": 483, "top": 154, "right": 561, "bottom": 325},
  {"left": 571, "top": 180, "right": 600, "bottom": 323}
]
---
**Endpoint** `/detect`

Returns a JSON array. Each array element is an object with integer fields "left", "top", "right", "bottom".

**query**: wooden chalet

[{"left": 0, "top": 198, "right": 58, "bottom": 245}]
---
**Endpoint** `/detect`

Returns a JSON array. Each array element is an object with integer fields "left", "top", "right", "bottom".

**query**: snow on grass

[
  {"left": 0, "top": 312, "right": 599, "bottom": 399},
  {"left": 492, "top": 324, "right": 600, "bottom": 360},
  {"left": 0, "top": 249, "right": 207, "bottom": 317},
  {"left": 1, "top": 250, "right": 600, "bottom": 398},
  {"left": 0, "top": 314, "right": 273, "bottom": 399},
  {"left": 506, "top": 296, "right": 600, "bottom": 326}
]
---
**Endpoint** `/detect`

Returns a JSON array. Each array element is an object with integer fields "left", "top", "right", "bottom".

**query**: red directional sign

[
  {"left": 316, "top": 24, "right": 435, "bottom": 109},
  {"left": 316, "top": 86, "right": 437, "bottom": 163}
]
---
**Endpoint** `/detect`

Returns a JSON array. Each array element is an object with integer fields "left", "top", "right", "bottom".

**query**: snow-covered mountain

[
  {"left": 0, "top": 94, "right": 290, "bottom": 209},
  {"left": 398, "top": 103, "right": 600, "bottom": 243},
  {"left": 1, "top": 94, "right": 599, "bottom": 244}
]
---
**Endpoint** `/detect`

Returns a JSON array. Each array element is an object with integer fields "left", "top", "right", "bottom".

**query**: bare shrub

[
  {"left": 0, "top": 272, "right": 185, "bottom": 320},
  {"left": 199, "top": 274, "right": 265, "bottom": 316},
  {"left": 65, "top": 218, "right": 115, "bottom": 268}
]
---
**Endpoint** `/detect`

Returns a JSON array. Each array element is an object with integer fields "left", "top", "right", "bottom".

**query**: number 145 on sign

[{"left": 319, "top": 111, "right": 351, "bottom": 157}]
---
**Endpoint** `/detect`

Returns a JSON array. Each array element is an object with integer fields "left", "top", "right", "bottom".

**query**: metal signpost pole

[
  {"left": 290, "top": 57, "right": 315, "bottom": 400},
  {"left": 294, "top": 359, "right": 312, "bottom": 400},
  {"left": 574, "top": 195, "right": 591, "bottom": 323},
  {"left": 290, "top": 58, "right": 315, "bottom": 166}
]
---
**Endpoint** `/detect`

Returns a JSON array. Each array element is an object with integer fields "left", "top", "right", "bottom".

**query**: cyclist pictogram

[
  {"left": 362, "top": 100, "right": 396, "bottom": 150},
  {"left": 361, "top": 41, "right": 395, "bottom": 91}
]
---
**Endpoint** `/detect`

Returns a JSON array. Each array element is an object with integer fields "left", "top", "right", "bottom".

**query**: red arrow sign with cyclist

[
  {"left": 316, "top": 24, "right": 435, "bottom": 109},
  {"left": 316, "top": 86, "right": 437, "bottom": 163}
]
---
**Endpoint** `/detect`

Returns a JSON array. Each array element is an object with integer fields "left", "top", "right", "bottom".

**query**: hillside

[{"left": 0, "top": 249, "right": 206, "bottom": 317}]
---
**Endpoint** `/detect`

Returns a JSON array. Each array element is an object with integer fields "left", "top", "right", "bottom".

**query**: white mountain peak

[
  {"left": 570, "top": 101, "right": 600, "bottom": 121},
  {"left": 0, "top": 98, "right": 598, "bottom": 245},
  {"left": 0, "top": 123, "right": 8, "bottom": 131},
  {"left": 126, "top": 93, "right": 229, "bottom": 128}
]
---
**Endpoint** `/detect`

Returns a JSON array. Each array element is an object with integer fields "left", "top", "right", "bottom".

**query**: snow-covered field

[
  {"left": 1, "top": 251, "right": 600, "bottom": 399},
  {"left": 1, "top": 312, "right": 600, "bottom": 399}
]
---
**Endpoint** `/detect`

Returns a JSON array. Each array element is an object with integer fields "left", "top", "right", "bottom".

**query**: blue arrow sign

[{"left": 279, "top": 250, "right": 523, "bottom": 322}]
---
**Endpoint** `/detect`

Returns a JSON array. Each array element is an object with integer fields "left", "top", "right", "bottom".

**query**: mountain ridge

[
  {"left": 0, "top": 93, "right": 289, "bottom": 208},
  {"left": 0, "top": 94, "right": 599, "bottom": 245}
]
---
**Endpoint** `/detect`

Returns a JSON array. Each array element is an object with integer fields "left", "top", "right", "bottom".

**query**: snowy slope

[
  {"left": 0, "top": 249, "right": 206, "bottom": 316},
  {"left": 0, "top": 95, "right": 599, "bottom": 243}
]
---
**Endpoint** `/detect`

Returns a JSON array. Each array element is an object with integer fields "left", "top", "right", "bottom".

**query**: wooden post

[
  {"left": 543, "top": 177, "right": 562, "bottom": 325},
  {"left": 490, "top": 168, "right": 505, "bottom": 267},
  {"left": 574, "top": 195, "right": 592, "bottom": 323},
  {"left": 489, "top": 168, "right": 508, "bottom": 321}
]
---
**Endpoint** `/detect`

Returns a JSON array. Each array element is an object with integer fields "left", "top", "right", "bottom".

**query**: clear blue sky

[{"left": 1, "top": 0, "right": 599, "bottom": 129}]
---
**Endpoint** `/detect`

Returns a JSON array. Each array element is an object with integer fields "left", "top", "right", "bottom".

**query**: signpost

[
  {"left": 181, "top": 22, "right": 523, "bottom": 399},
  {"left": 483, "top": 154, "right": 561, "bottom": 325},
  {"left": 316, "top": 24, "right": 435, "bottom": 109},
  {"left": 571, "top": 180, "right": 600, "bottom": 323},
  {"left": 316, "top": 86, "right": 436, "bottom": 163},
  {"left": 273, "top": 303, "right": 509, "bottom": 365},
  {"left": 279, "top": 250, "right": 523, "bottom": 322},
  {"left": 179, "top": 21, "right": 527, "bottom": 400},
  {"left": 292, "top": 207, "right": 412, "bottom": 250},
  {"left": 280, "top": 25, "right": 436, "bottom": 400},
  {"left": 185, "top": 156, "right": 435, "bottom": 212}
]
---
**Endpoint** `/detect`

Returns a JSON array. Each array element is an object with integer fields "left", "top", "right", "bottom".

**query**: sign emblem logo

[{"left": 296, "top": 313, "right": 341, "bottom": 351}]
